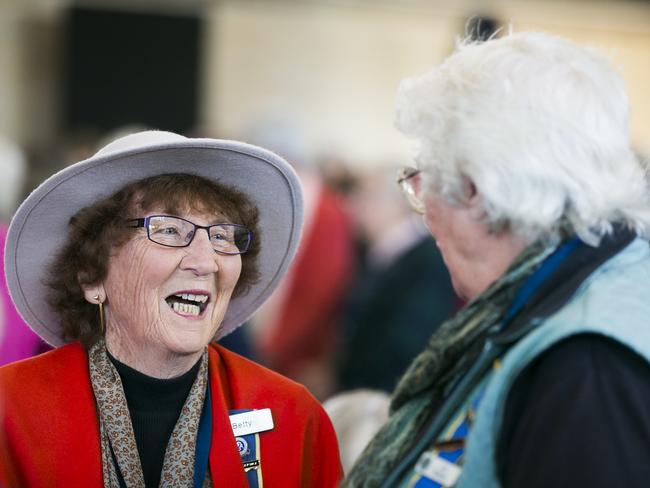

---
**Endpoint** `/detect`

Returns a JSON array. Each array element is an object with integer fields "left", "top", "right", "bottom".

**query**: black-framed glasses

[
  {"left": 127, "top": 215, "right": 253, "bottom": 255},
  {"left": 397, "top": 167, "right": 425, "bottom": 214}
]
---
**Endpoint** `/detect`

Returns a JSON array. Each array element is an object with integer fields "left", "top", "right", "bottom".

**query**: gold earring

[{"left": 93, "top": 294, "right": 105, "bottom": 334}]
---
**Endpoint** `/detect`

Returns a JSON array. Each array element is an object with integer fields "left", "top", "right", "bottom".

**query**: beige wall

[
  {"left": 1, "top": 0, "right": 648, "bottom": 162},
  {"left": 0, "top": 4, "right": 27, "bottom": 144},
  {"left": 202, "top": 0, "right": 650, "bottom": 165},
  {"left": 202, "top": 1, "right": 459, "bottom": 165},
  {"left": 0, "top": 1, "right": 65, "bottom": 148}
]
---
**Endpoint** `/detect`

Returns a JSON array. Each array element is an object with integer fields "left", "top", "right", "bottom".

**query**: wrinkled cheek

[
  {"left": 111, "top": 278, "right": 154, "bottom": 327},
  {"left": 225, "top": 258, "right": 243, "bottom": 292},
  {"left": 224, "top": 271, "right": 242, "bottom": 295},
  {"left": 105, "top": 249, "right": 160, "bottom": 339},
  {"left": 211, "top": 266, "right": 241, "bottom": 326}
]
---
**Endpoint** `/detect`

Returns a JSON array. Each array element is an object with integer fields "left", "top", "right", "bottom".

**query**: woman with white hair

[{"left": 343, "top": 32, "right": 650, "bottom": 487}]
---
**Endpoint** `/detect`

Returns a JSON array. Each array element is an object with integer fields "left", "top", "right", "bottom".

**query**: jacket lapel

[{"left": 207, "top": 347, "right": 249, "bottom": 487}]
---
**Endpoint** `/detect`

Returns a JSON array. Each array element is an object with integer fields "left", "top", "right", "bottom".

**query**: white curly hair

[{"left": 396, "top": 31, "right": 650, "bottom": 245}]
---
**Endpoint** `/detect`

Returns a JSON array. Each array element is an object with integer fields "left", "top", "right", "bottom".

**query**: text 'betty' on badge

[{"left": 229, "top": 408, "right": 274, "bottom": 437}]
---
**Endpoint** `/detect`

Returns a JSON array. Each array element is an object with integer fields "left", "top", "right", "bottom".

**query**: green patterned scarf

[{"left": 342, "top": 238, "right": 559, "bottom": 487}]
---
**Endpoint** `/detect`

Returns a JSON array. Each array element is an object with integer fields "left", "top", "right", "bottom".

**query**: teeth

[
  {"left": 172, "top": 302, "right": 201, "bottom": 316},
  {"left": 175, "top": 293, "right": 208, "bottom": 304}
]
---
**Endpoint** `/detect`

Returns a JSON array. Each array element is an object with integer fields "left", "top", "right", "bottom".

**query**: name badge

[
  {"left": 229, "top": 408, "right": 274, "bottom": 437},
  {"left": 415, "top": 451, "right": 462, "bottom": 487}
]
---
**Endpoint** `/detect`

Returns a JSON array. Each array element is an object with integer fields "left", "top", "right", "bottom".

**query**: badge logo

[{"left": 236, "top": 436, "right": 250, "bottom": 457}]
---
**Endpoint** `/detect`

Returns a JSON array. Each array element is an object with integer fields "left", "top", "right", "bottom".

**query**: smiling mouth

[{"left": 165, "top": 292, "right": 210, "bottom": 317}]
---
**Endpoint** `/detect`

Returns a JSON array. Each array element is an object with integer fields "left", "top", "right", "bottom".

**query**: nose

[{"left": 180, "top": 228, "right": 219, "bottom": 275}]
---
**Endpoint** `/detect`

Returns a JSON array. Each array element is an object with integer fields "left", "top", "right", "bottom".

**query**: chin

[
  {"left": 450, "top": 277, "right": 464, "bottom": 299},
  {"left": 164, "top": 331, "right": 213, "bottom": 356}
]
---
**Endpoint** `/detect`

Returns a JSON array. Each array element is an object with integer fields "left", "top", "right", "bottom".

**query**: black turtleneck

[{"left": 108, "top": 352, "right": 201, "bottom": 488}]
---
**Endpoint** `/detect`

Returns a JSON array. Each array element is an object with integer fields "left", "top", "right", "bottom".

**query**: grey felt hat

[{"left": 4, "top": 130, "right": 304, "bottom": 346}]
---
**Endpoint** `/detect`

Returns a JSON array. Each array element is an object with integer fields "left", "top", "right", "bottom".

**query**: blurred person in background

[
  {"left": 0, "top": 135, "right": 49, "bottom": 366},
  {"left": 344, "top": 32, "right": 650, "bottom": 487},
  {"left": 0, "top": 131, "right": 342, "bottom": 487},
  {"left": 323, "top": 389, "right": 390, "bottom": 474},
  {"left": 246, "top": 119, "right": 356, "bottom": 399},
  {"left": 337, "top": 166, "right": 456, "bottom": 392}
]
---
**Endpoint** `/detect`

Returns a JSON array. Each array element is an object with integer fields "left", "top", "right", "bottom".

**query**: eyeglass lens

[
  {"left": 397, "top": 168, "right": 425, "bottom": 214},
  {"left": 147, "top": 215, "right": 251, "bottom": 254}
]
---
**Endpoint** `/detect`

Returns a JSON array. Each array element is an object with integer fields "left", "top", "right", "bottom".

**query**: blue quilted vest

[{"left": 456, "top": 237, "right": 650, "bottom": 487}]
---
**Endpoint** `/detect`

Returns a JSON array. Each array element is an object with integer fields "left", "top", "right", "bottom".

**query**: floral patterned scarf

[{"left": 88, "top": 339, "right": 212, "bottom": 487}]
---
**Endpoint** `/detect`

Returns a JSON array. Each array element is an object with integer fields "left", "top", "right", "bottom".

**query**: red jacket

[{"left": 0, "top": 342, "right": 343, "bottom": 487}]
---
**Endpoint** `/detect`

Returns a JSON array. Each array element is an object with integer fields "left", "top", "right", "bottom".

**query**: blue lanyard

[
  {"left": 501, "top": 237, "right": 580, "bottom": 328},
  {"left": 194, "top": 381, "right": 212, "bottom": 487},
  {"left": 229, "top": 409, "right": 263, "bottom": 488}
]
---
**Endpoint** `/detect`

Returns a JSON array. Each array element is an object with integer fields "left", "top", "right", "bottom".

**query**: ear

[
  {"left": 461, "top": 175, "right": 479, "bottom": 205},
  {"left": 461, "top": 175, "right": 487, "bottom": 222},
  {"left": 81, "top": 282, "right": 106, "bottom": 304}
]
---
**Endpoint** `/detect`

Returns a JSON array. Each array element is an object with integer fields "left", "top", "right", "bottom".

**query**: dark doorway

[{"left": 63, "top": 7, "right": 202, "bottom": 135}]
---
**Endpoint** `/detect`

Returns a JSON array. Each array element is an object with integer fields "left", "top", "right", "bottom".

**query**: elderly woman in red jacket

[{"left": 0, "top": 131, "right": 342, "bottom": 487}]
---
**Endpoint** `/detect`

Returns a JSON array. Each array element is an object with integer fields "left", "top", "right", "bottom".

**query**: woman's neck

[{"left": 104, "top": 330, "right": 204, "bottom": 379}]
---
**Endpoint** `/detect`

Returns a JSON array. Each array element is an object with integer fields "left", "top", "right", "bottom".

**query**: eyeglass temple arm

[
  {"left": 126, "top": 218, "right": 146, "bottom": 228},
  {"left": 397, "top": 168, "right": 421, "bottom": 184}
]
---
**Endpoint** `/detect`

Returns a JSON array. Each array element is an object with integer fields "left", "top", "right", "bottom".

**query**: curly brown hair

[{"left": 47, "top": 173, "right": 261, "bottom": 346}]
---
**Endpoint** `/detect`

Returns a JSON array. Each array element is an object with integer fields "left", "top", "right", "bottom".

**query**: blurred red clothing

[{"left": 255, "top": 182, "right": 355, "bottom": 392}]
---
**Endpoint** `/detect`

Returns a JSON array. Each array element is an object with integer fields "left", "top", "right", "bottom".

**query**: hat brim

[{"left": 4, "top": 137, "right": 303, "bottom": 346}]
